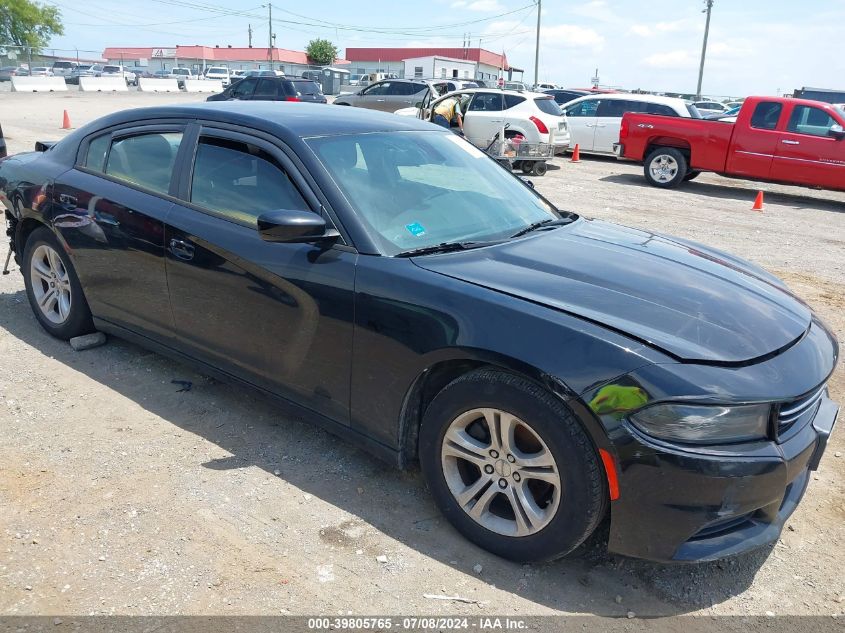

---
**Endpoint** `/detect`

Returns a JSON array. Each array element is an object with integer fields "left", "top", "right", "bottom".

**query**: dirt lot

[{"left": 0, "top": 92, "right": 843, "bottom": 618}]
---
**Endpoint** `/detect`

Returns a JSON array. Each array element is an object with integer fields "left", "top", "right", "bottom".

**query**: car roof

[
  {"left": 66, "top": 102, "right": 441, "bottom": 141},
  {"left": 566, "top": 93, "right": 691, "bottom": 107}
]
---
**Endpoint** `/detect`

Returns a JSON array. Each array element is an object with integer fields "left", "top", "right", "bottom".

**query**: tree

[
  {"left": 305, "top": 38, "right": 338, "bottom": 66},
  {"left": 0, "top": 0, "right": 64, "bottom": 49}
]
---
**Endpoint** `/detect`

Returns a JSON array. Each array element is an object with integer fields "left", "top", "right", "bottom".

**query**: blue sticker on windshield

[{"left": 405, "top": 222, "right": 426, "bottom": 237}]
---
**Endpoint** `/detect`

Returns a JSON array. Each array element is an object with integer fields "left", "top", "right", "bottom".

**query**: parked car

[
  {"left": 397, "top": 88, "right": 570, "bottom": 154},
  {"left": 301, "top": 70, "right": 322, "bottom": 82},
  {"left": 152, "top": 69, "right": 174, "bottom": 79},
  {"left": 99, "top": 65, "right": 137, "bottom": 85},
  {"left": 616, "top": 95, "right": 845, "bottom": 191},
  {"left": 334, "top": 79, "right": 439, "bottom": 113},
  {"left": 205, "top": 76, "right": 318, "bottom": 102},
  {"left": 534, "top": 82, "right": 558, "bottom": 91},
  {"left": 703, "top": 105, "right": 741, "bottom": 121},
  {"left": 231, "top": 70, "right": 248, "bottom": 80},
  {"left": 692, "top": 100, "right": 728, "bottom": 113},
  {"left": 29, "top": 67, "right": 53, "bottom": 77},
  {"left": 204, "top": 66, "right": 231, "bottom": 87},
  {"left": 170, "top": 67, "right": 195, "bottom": 88},
  {"left": 562, "top": 93, "right": 699, "bottom": 155},
  {"left": 66, "top": 65, "right": 95, "bottom": 85},
  {"left": 0, "top": 103, "right": 837, "bottom": 564},
  {"left": 348, "top": 74, "right": 363, "bottom": 86},
  {"left": 543, "top": 88, "right": 591, "bottom": 106},
  {"left": 50, "top": 60, "right": 78, "bottom": 77},
  {"left": 241, "top": 69, "right": 277, "bottom": 79},
  {"left": 0, "top": 66, "right": 28, "bottom": 81},
  {"left": 429, "top": 79, "right": 478, "bottom": 94}
]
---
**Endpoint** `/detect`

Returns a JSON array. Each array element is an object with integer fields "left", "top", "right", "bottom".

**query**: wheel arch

[
  {"left": 395, "top": 349, "right": 609, "bottom": 470},
  {"left": 645, "top": 138, "right": 691, "bottom": 164}
]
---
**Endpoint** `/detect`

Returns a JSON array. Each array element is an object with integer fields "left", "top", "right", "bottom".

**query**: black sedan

[
  {"left": 207, "top": 76, "right": 327, "bottom": 103},
  {"left": 0, "top": 103, "right": 838, "bottom": 563}
]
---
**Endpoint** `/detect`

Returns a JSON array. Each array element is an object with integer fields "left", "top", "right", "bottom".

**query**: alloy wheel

[
  {"left": 29, "top": 244, "right": 72, "bottom": 324},
  {"left": 648, "top": 154, "right": 679, "bottom": 183},
  {"left": 440, "top": 407, "right": 561, "bottom": 537}
]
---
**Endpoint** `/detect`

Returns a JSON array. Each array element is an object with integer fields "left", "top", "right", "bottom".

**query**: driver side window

[
  {"left": 364, "top": 82, "right": 389, "bottom": 96},
  {"left": 566, "top": 100, "right": 600, "bottom": 117},
  {"left": 190, "top": 136, "right": 309, "bottom": 226}
]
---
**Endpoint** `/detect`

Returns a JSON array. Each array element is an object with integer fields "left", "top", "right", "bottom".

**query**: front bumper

[{"left": 605, "top": 394, "right": 838, "bottom": 562}]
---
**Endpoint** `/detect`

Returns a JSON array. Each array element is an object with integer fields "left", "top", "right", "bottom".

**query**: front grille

[{"left": 777, "top": 385, "right": 826, "bottom": 437}]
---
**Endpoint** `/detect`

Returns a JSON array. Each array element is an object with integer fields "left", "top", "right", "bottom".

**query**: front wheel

[
  {"left": 644, "top": 147, "right": 687, "bottom": 188},
  {"left": 419, "top": 369, "right": 608, "bottom": 562},
  {"left": 22, "top": 227, "right": 94, "bottom": 340}
]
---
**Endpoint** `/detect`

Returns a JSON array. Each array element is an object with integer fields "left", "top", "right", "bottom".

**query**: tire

[
  {"left": 531, "top": 161, "right": 548, "bottom": 177},
  {"left": 520, "top": 162, "right": 532, "bottom": 174},
  {"left": 22, "top": 227, "right": 94, "bottom": 340},
  {"left": 644, "top": 147, "right": 687, "bottom": 188},
  {"left": 419, "top": 369, "right": 607, "bottom": 562},
  {"left": 684, "top": 170, "right": 701, "bottom": 182}
]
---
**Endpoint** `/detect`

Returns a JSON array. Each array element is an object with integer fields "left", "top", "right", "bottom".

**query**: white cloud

[
  {"left": 629, "top": 24, "right": 652, "bottom": 37},
  {"left": 571, "top": 0, "right": 620, "bottom": 23},
  {"left": 629, "top": 19, "right": 695, "bottom": 37},
  {"left": 454, "top": 0, "right": 506, "bottom": 11},
  {"left": 642, "top": 49, "right": 698, "bottom": 70},
  {"left": 541, "top": 24, "right": 604, "bottom": 50}
]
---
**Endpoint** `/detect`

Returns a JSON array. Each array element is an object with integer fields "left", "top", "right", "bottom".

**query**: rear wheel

[
  {"left": 644, "top": 147, "right": 687, "bottom": 188},
  {"left": 22, "top": 227, "right": 94, "bottom": 340},
  {"left": 531, "top": 161, "right": 548, "bottom": 177},
  {"left": 419, "top": 369, "right": 607, "bottom": 562}
]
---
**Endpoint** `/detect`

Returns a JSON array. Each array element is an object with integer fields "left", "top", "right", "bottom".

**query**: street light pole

[
  {"left": 696, "top": 0, "right": 714, "bottom": 100},
  {"left": 267, "top": 3, "right": 274, "bottom": 71},
  {"left": 533, "top": 0, "right": 541, "bottom": 88}
]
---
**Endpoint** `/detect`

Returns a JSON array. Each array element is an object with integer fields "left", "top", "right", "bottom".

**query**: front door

[
  {"left": 165, "top": 126, "right": 356, "bottom": 424},
  {"left": 770, "top": 103, "right": 845, "bottom": 189},
  {"left": 564, "top": 98, "right": 600, "bottom": 151}
]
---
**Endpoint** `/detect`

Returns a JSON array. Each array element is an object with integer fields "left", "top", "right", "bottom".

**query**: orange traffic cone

[
  {"left": 61, "top": 110, "right": 72, "bottom": 130},
  {"left": 570, "top": 143, "right": 581, "bottom": 163},
  {"left": 751, "top": 191, "right": 764, "bottom": 211}
]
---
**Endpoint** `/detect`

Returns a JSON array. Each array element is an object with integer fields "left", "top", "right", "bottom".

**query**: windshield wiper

[
  {"left": 510, "top": 218, "right": 571, "bottom": 239},
  {"left": 395, "top": 241, "right": 487, "bottom": 258}
]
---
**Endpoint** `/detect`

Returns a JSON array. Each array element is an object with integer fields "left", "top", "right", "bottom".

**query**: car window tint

[
  {"left": 786, "top": 105, "right": 837, "bottom": 137},
  {"left": 293, "top": 80, "right": 321, "bottom": 95},
  {"left": 190, "top": 136, "right": 309, "bottom": 226},
  {"left": 230, "top": 78, "right": 257, "bottom": 98},
  {"left": 105, "top": 132, "right": 182, "bottom": 194},
  {"left": 468, "top": 92, "right": 503, "bottom": 112},
  {"left": 503, "top": 95, "right": 526, "bottom": 109},
  {"left": 646, "top": 103, "right": 677, "bottom": 116},
  {"left": 365, "top": 82, "right": 389, "bottom": 96},
  {"left": 750, "top": 102, "right": 782, "bottom": 130},
  {"left": 254, "top": 79, "right": 277, "bottom": 98},
  {"left": 85, "top": 134, "right": 111, "bottom": 171},
  {"left": 534, "top": 98, "right": 562, "bottom": 116},
  {"left": 566, "top": 99, "right": 599, "bottom": 117}
]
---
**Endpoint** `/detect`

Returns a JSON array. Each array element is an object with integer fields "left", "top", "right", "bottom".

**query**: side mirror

[
  {"left": 257, "top": 209, "right": 339, "bottom": 244},
  {"left": 829, "top": 123, "right": 845, "bottom": 139},
  {"left": 414, "top": 101, "right": 423, "bottom": 109}
]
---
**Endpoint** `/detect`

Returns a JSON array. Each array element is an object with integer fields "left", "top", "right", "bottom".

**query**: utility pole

[
  {"left": 533, "top": 0, "right": 541, "bottom": 88},
  {"left": 696, "top": 0, "right": 714, "bottom": 100},
  {"left": 248, "top": 24, "right": 253, "bottom": 47},
  {"left": 267, "top": 3, "right": 274, "bottom": 71}
]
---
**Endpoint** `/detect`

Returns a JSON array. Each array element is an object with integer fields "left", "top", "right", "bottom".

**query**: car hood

[{"left": 414, "top": 219, "right": 811, "bottom": 364}]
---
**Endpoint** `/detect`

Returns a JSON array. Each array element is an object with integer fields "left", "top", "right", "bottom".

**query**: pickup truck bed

[{"left": 616, "top": 96, "right": 845, "bottom": 192}]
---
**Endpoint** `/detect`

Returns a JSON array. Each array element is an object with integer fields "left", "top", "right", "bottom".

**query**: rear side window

[
  {"left": 750, "top": 102, "right": 783, "bottom": 130},
  {"left": 230, "top": 78, "right": 257, "bottom": 98},
  {"left": 190, "top": 136, "right": 309, "bottom": 226},
  {"left": 105, "top": 132, "right": 183, "bottom": 195},
  {"left": 253, "top": 79, "right": 278, "bottom": 98},
  {"left": 504, "top": 95, "right": 526, "bottom": 109},
  {"left": 292, "top": 80, "right": 321, "bottom": 95},
  {"left": 534, "top": 98, "right": 562, "bottom": 116},
  {"left": 646, "top": 103, "right": 677, "bottom": 116},
  {"left": 596, "top": 100, "right": 638, "bottom": 117},
  {"left": 468, "top": 92, "right": 503, "bottom": 112}
]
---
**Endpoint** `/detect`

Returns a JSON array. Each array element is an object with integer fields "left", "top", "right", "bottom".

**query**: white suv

[
  {"left": 396, "top": 88, "right": 570, "bottom": 153},
  {"left": 562, "top": 93, "right": 698, "bottom": 155},
  {"left": 99, "top": 64, "right": 137, "bottom": 85},
  {"left": 204, "top": 66, "right": 230, "bottom": 86}
]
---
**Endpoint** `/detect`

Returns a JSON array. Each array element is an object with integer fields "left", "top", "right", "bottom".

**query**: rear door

[
  {"left": 725, "top": 100, "right": 784, "bottom": 178},
  {"left": 228, "top": 77, "right": 258, "bottom": 100},
  {"left": 251, "top": 78, "right": 279, "bottom": 101},
  {"left": 770, "top": 103, "right": 845, "bottom": 189},
  {"left": 51, "top": 124, "right": 189, "bottom": 342},
  {"left": 463, "top": 91, "right": 504, "bottom": 146},
  {"left": 564, "top": 98, "right": 600, "bottom": 151},
  {"left": 165, "top": 124, "right": 356, "bottom": 424}
]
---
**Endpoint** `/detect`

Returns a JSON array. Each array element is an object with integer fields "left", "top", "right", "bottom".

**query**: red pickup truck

[{"left": 615, "top": 96, "right": 845, "bottom": 191}]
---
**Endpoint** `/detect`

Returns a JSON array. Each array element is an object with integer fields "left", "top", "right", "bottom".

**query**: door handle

[
  {"left": 782, "top": 139, "right": 800, "bottom": 145},
  {"left": 376, "top": 98, "right": 385, "bottom": 102},
  {"left": 585, "top": 124, "right": 595, "bottom": 128},
  {"left": 169, "top": 238, "right": 195, "bottom": 261}
]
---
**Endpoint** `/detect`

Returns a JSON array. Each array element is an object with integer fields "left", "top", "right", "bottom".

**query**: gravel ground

[{"left": 0, "top": 92, "right": 843, "bottom": 618}]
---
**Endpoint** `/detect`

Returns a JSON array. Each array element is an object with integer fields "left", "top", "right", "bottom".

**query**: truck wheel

[
  {"left": 684, "top": 170, "right": 701, "bottom": 182},
  {"left": 644, "top": 147, "right": 687, "bottom": 188},
  {"left": 531, "top": 161, "right": 548, "bottom": 177},
  {"left": 419, "top": 369, "right": 608, "bottom": 562}
]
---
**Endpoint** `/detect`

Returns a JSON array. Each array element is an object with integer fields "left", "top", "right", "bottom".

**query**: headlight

[{"left": 629, "top": 403, "right": 771, "bottom": 445}]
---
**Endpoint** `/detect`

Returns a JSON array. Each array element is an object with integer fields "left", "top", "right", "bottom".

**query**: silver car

[{"left": 334, "top": 79, "right": 439, "bottom": 113}]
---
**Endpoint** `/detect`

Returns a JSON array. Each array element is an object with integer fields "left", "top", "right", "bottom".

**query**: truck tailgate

[{"left": 620, "top": 113, "right": 735, "bottom": 173}]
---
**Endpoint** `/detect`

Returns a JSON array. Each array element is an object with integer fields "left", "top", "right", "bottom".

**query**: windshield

[
  {"left": 686, "top": 104, "right": 702, "bottom": 118},
  {"left": 307, "top": 131, "right": 567, "bottom": 255},
  {"left": 835, "top": 105, "right": 845, "bottom": 118},
  {"left": 103, "top": 66, "right": 120, "bottom": 72},
  {"left": 534, "top": 97, "right": 562, "bottom": 116}
]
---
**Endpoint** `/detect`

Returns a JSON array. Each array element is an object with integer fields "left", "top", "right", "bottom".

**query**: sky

[{"left": 44, "top": 0, "right": 845, "bottom": 98}]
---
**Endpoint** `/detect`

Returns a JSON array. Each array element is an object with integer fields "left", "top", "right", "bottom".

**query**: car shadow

[
  {"left": 600, "top": 173, "right": 845, "bottom": 213},
  {"left": 0, "top": 288, "right": 774, "bottom": 616}
]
